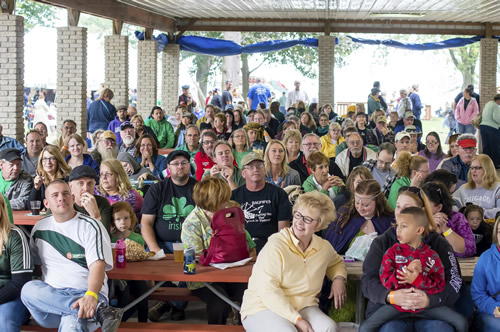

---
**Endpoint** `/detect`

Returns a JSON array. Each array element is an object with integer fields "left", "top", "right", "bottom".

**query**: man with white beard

[
  {"left": 90, "top": 131, "right": 118, "bottom": 165},
  {"left": 118, "top": 122, "right": 137, "bottom": 157}
]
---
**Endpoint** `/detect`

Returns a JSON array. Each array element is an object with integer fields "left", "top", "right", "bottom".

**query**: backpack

[{"left": 198, "top": 207, "right": 249, "bottom": 266}]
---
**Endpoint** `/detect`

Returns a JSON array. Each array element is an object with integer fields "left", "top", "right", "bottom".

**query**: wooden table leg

[{"left": 355, "top": 280, "right": 364, "bottom": 325}]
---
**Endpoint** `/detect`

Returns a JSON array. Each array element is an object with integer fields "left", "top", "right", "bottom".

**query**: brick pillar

[
  {"left": 57, "top": 27, "right": 87, "bottom": 135},
  {"left": 479, "top": 38, "right": 498, "bottom": 111},
  {"left": 137, "top": 40, "right": 157, "bottom": 118},
  {"left": 105, "top": 35, "right": 129, "bottom": 107},
  {"left": 318, "top": 35, "right": 335, "bottom": 107},
  {"left": 0, "top": 14, "right": 24, "bottom": 141},
  {"left": 162, "top": 44, "right": 180, "bottom": 116}
]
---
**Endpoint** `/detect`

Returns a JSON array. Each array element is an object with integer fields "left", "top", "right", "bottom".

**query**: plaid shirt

[
  {"left": 361, "top": 159, "right": 398, "bottom": 197},
  {"left": 3, "top": 170, "right": 34, "bottom": 210}
]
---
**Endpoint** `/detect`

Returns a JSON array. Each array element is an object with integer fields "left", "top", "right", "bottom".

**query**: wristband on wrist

[
  {"left": 443, "top": 228, "right": 454, "bottom": 237},
  {"left": 388, "top": 291, "right": 396, "bottom": 305},
  {"left": 296, "top": 316, "right": 302, "bottom": 324},
  {"left": 85, "top": 291, "right": 98, "bottom": 300}
]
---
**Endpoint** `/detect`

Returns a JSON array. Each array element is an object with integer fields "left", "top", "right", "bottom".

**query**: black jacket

[{"left": 362, "top": 227, "right": 462, "bottom": 318}]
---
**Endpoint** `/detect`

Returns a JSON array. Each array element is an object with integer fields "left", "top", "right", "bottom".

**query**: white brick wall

[
  {"left": 161, "top": 44, "right": 180, "bottom": 116},
  {"left": 57, "top": 27, "right": 87, "bottom": 135},
  {"left": 318, "top": 36, "right": 335, "bottom": 107},
  {"left": 479, "top": 38, "right": 498, "bottom": 111},
  {"left": 137, "top": 40, "right": 157, "bottom": 118},
  {"left": 104, "top": 35, "right": 129, "bottom": 107},
  {"left": 0, "top": 14, "right": 24, "bottom": 141}
]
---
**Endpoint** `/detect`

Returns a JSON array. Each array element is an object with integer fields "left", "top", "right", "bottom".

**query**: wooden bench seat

[
  {"left": 22, "top": 322, "right": 244, "bottom": 332},
  {"left": 148, "top": 287, "right": 201, "bottom": 302}
]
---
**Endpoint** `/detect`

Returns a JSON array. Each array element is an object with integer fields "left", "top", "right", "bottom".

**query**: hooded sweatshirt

[
  {"left": 144, "top": 117, "right": 175, "bottom": 148},
  {"left": 471, "top": 244, "right": 500, "bottom": 315},
  {"left": 362, "top": 227, "right": 462, "bottom": 318},
  {"left": 117, "top": 152, "right": 157, "bottom": 181},
  {"left": 240, "top": 227, "right": 347, "bottom": 323}
]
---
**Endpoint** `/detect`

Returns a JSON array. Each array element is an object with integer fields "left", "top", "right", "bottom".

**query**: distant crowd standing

[{"left": 0, "top": 80, "right": 499, "bottom": 332}]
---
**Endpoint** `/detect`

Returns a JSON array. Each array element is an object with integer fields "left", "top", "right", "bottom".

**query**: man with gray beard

[
  {"left": 90, "top": 131, "right": 118, "bottom": 165},
  {"left": 118, "top": 122, "right": 137, "bottom": 157}
]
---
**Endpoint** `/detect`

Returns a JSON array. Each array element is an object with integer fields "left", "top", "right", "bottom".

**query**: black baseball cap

[
  {"left": 120, "top": 121, "right": 134, "bottom": 131},
  {"left": 165, "top": 150, "right": 190, "bottom": 165},
  {"left": 0, "top": 148, "right": 21, "bottom": 162},
  {"left": 69, "top": 165, "right": 97, "bottom": 182}
]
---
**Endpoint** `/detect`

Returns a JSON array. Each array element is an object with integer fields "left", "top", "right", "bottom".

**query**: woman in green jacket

[
  {"left": 303, "top": 151, "right": 343, "bottom": 200},
  {"left": 144, "top": 106, "right": 175, "bottom": 149}
]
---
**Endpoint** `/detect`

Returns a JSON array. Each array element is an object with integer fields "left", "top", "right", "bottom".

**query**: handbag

[
  {"left": 198, "top": 207, "right": 249, "bottom": 266},
  {"left": 471, "top": 112, "right": 482, "bottom": 129}
]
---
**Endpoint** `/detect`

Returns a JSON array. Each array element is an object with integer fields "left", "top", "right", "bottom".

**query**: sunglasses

[{"left": 398, "top": 186, "right": 423, "bottom": 201}]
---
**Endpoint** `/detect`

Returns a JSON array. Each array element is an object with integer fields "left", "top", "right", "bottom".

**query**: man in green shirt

[{"left": 203, "top": 141, "right": 245, "bottom": 190}]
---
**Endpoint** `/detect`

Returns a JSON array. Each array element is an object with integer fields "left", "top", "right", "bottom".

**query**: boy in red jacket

[{"left": 359, "top": 207, "right": 467, "bottom": 332}]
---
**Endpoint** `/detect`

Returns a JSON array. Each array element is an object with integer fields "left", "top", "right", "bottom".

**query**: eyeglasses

[
  {"left": 376, "top": 159, "right": 392, "bottom": 167},
  {"left": 470, "top": 166, "right": 483, "bottom": 171},
  {"left": 41, "top": 157, "right": 56, "bottom": 163},
  {"left": 243, "top": 163, "right": 264, "bottom": 170},
  {"left": 302, "top": 143, "right": 321, "bottom": 148},
  {"left": 100, "top": 172, "right": 114, "bottom": 178},
  {"left": 203, "top": 140, "right": 215, "bottom": 145},
  {"left": 293, "top": 211, "right": 316, "bottom": 224},
  {"left": 398, "top": 186, "right": 423, "bottom": 201},
  {"left": 169, "top": 161, "right": 190, "bottom": 167}
]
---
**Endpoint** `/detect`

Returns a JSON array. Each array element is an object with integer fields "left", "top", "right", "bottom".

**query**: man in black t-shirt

[
  {"left": 231, "top": 152, "right": 292, "bottom": 252},
  {"left": 141, "top": 150, "right": 196, "bottom": 253}
]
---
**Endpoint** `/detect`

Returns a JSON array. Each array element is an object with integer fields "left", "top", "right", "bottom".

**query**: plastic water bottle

[{"left": 115, "top": 238, "right": 126, "bottom": 268}]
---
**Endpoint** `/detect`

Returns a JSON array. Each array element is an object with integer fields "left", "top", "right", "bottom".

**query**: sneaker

[
  {"left": 170, "top": 306, "right": 185, "bottom": 321},
  {"left": 96, "top": 305, "right": 123, "bottom": 332},
  {"left": 148, "top": 301, "right": 171, "bottom": 322}
]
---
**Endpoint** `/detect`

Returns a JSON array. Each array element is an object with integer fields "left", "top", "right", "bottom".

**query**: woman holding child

[{"left": 361, "top": 186, "right": 467, "bottom": 332}]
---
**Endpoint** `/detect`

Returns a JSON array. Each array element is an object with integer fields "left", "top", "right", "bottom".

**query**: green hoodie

[{"left": 145, "top": 117, "right": 175, "bottom": 149}]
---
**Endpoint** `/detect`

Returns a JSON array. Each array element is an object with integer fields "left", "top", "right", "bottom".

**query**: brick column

[
  {"left": 57, "top": 27, "right": 87, "bottom": 135},
  {"left": 105, "top": 35, "right": 129, "bottom": 107},
  {"left": 137, "top": 40, "right": 157, "bottom": 118},
  {"left": 0, "top": 14, "right": 24, "bottom": 141},
  {"left": 479, "top": 38, "right": 498, "bottom": 111},
  {"left": 318, "top": 35, "right": 335, "bottom": 107},
  {"left": 162, "top": 44, "right": 180, "bottom": 116}
]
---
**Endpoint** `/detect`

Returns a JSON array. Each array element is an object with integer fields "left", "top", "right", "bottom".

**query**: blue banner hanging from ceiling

[{"left": 135, "top": 31, "right": 500, "bottom": 56}]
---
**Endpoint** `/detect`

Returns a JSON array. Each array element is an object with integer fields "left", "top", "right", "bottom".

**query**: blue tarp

[{"left": 135, "top": 31, "right": 500, "bottom": 56}]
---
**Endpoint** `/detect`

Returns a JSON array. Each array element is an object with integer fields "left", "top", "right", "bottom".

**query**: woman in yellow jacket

[
  {"left": 320, "top": 122, "right": 344, "bottom": 158},
  {"left": 241, "top": 191, "right": 347, "bottom": 332}
]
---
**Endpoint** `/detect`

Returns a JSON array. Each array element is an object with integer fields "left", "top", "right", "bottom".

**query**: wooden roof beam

[{"left": 33, "top": 0, "right": 175, "bottom": 33}]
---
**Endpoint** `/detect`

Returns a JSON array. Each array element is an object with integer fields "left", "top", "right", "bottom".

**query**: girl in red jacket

[{"left": 359, "top": 207, "right": 467, "bottom": 332}]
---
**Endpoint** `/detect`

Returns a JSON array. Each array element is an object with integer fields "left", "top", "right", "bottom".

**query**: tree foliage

[{"left": 15, "top": 0, "right": 58, "bottom": 32}]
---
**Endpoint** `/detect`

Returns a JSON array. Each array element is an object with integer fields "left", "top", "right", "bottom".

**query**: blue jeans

[
  {"left": 21, "top": 280, "right": 107, "bottom": 332},
  {"left": 456, "top": 123, "right": 476, "bottom": 134},
  {"left": 379, "top": 318, "right": 455, "bottom": 332},
  {"left": 158, "top": 241, "right": 188, "bottom": 311},
  {"left": 475, "top": 312, "right": 500, "bottom": 332},
  {"left": 0, "top": 297, "right": 30, "bottom": 332}
]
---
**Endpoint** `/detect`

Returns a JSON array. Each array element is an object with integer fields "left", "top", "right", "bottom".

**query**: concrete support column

[
  {"left": 479, "top": 38, "right": 498, "bottom": 111},
  {"left": 0, "top": 14, "right": 24, "bottom": 141},
  {"left": 137, "top": 40, "right": 157, "bottom": 118},
  {"left": 162, "top": 44, "right": 180, "bottom": 115},
  {"left": 57, "top": 27, "right": 87, "bottom": 135},
  {"left": 318, "top": 35, "right": 335, "bottom": 107},
  {"left": 105, "top": 35, "right": 129, "bottom": 107}
]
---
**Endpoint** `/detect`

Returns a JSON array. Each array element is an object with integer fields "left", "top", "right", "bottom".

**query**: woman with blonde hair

[
  {"left": 64, "top": 134, "right": 99, "bottom": 174},
  {"left": 453, "top": 154, "right": 500, "bottom": 219},
  {"left": 242, "top": 191, "right": 347, "bottom": 332},
  {"left": 320, "top": 122, "right": 344, "bottom": 158},
  {"left": 264, "top": 140, "right": 300, "bottom": 188},
  {"left": 388, "top": 152, "right": 429, "bottom": 209},
  {"left": 182, "top": 177, "right": 256, "bottom": 325},
  {"left": 282, "top": 129, "right": 302, "bottom": 163},
  {"left": 229, "top": 128, "right": 251, "bottom": 167},
  {"left": 95, "top": 159, "right": 144, "bottom": 218},
  {"left": 243, "top": 123, "right": 266, "bottom": 155},
  {"left": 0, "top": 194, "right": 32, "bottom": 331},
  {"left": 362, "top": 186, "right": 467, "bottom": 332},
  {"left": 130, "top": 114, "right": 159, "bottom": 145},
  {"left": 30, "top": 145, "right": 72, "bottom": 204}
]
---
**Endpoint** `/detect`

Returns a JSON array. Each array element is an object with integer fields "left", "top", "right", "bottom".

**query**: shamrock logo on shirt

[{"left": 162, "top": 197, "right": 195, "bottom": 230}]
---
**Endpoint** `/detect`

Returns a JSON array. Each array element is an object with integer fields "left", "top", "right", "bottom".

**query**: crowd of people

[{"left": 0, "top": 81, "right": 498, "bottom": 332}]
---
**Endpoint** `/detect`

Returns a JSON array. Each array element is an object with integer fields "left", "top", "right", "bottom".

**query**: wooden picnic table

[{"left": 13, "top": 210, "right": 45, "bottom": 226}]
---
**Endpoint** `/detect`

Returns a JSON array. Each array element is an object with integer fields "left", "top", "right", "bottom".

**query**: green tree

[{"left": 15, "top": 0, "right": 58, "bottom": 32}]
